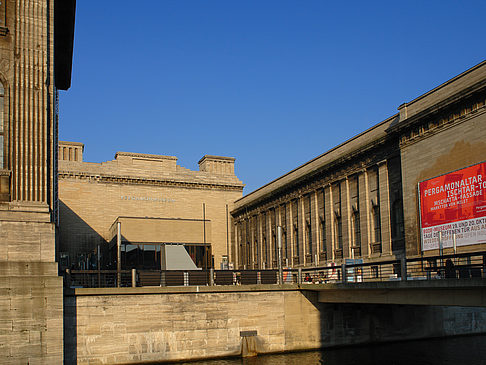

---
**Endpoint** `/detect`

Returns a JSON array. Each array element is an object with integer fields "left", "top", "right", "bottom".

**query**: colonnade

[{"left": 232, "top": 160, "right": 400, "bottom": 269}]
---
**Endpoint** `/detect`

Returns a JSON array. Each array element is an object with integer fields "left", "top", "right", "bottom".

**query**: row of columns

[{"left": 233, "top": 161, "right": 393, "bottom": 269}]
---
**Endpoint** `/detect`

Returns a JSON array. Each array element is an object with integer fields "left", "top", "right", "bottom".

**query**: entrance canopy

[{"left": 109, "top": 216, "right": 211, "bottom": 244}]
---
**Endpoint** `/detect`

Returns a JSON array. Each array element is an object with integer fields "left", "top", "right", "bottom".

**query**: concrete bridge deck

[
  {"left": 68, "top": 278, "right": 486, "bottom": 307},
  {"left": 301, "top": 278, "right": 486, "bottom": 307}
]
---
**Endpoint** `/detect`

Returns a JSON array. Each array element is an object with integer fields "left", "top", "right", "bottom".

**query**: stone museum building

[
  {"left": 231, "top": 60, "right": 486, "bottom": 270},
  {"left": 58, "top": 142, "right": 244, "bottom": 271},
  {"left": 0, "top": 0, "right": 76, "bottom": 363}
]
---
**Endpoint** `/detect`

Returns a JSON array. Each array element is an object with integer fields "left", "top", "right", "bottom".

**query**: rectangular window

[
  {"left": 294, "top": 200, "right": 300, "bottom": 260},
  {"left": 321, "top": 220, "right": 326, "bottom": 252},
  {"left": 373, "top": 206, "right": 381, "bottom": 243},
  {"left": 320, "top": 189, "right": 326, "bottom": 253},
  {"left": 371, "top": 265, "right": 379, "bottom": 278},
  {"left": 354, "top": 212, "right": 361, "bottom": 247},
  {"left": 282, "top": 204, "right": 288, "bottom": 260},
  {"left": 337, "top": 216, "right": 343, "bottom": 250}
]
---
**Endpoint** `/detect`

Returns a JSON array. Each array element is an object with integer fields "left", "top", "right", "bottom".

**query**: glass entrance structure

[
  {"left": 113, "top": 243, "right": 211, "bottom": 270},
  {"left": 106, "top": 216, "right": 213, "bottom": 270}
]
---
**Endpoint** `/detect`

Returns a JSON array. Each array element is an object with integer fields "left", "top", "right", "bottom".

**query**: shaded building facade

[{"left": 231, "top": 60, "right": 486, "bottom": 269}]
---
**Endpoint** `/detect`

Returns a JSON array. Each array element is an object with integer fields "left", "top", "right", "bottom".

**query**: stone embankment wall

[
  {"left": 0, "top": 261, "right": 63, "bottom": 364},
  {"left": 64, "top": 286, "right": 486, "bottom": 364}
]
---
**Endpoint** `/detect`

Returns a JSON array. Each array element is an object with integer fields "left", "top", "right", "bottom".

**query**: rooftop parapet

[
  {"left": 114, "top": 152, "right": 178, "bottom": 172},
  {"left": 59, "top": 141, "right": 84, "bottom": 162},
  {"left": 198, "top": 155, "right": 236, "bottom": 175}
]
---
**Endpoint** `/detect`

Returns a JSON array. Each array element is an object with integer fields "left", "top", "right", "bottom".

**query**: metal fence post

[
  {"left": 341, "top": 263, "right": 346, "bottom": 284},
  {"left": 131, "top": 269, "right": 136, "bottom": 287},
  {"left": 401, "top": 257, "right": 407, "bottom": 281},
  {"left": 297, "top": 268, "right": 302, "bottom": 284}
]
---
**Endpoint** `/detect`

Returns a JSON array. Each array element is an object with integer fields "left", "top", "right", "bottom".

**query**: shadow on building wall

[{"left": 59, "top": 200, "right": 106, "bottom": 269}]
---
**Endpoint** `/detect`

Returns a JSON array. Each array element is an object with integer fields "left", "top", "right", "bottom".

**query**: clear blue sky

[{"left": 59, "top": 1, "right": 485, "bottom": 194}]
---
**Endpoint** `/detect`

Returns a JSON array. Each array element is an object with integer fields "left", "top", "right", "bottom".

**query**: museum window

[
  {"left": 0, "top": 82, "right": 4, "bottom": 169},
  {"left": 283, "top": 229, "right": 288, "bottom": 263},
  {"left": 263, "top": 237, "right": 267, "bottom": 267},
  {"left": 305, "top": 221, "right": 312, "bottom": 259},
  {"left": 272, "top": 231, "right": 277, "bottom": 267},
  {"left": 335, "top": 214, "right": 343, "bottom": 250},
  {"left": 353, "top": 210, "right": 361, "bottom": 248},
  {"left": 294, "top": 223, "right": 299, "bottom": 261},
  {"left": 254, "top": 239, "right": 259, "bottom": 268},
  {"left": 246, "top": 240, "right": 251, "bottom": 268},
  {"left": 372, "top": 205, "right": 381, "bottom": 243},
  {"left": 320, "top": 217, "right": 326, "bottom": 253},
  {"left": 392, "top": 199, "right": 404, "bottom": 239},
  {"left": 293, "top": 199, "right": 300, "bottom": 264}
]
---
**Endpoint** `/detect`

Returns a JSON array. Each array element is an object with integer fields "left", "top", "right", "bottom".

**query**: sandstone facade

[
  {"left": 58, "top": 143, "right": 244, "bottom": 269},
  {"left": 0, "top": 0, "right": 75, "bottom": 363},
  {"left": 232, "top": 60, "right": 486, "bottom": 269}
]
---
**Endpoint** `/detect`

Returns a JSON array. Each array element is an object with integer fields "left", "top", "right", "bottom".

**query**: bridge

[
  {"left": 66, "top": 250, "right": 486, "bottom": 307},
  {"left": 302, "top": 279, "right": 486, "bottom": 307}
]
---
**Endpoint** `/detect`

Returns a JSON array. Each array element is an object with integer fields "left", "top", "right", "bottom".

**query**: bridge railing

[{"left": 64, "top": 251, "right": 486, "bottom": 288}]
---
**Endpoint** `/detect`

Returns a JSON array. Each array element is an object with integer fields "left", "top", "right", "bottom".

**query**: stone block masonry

[
  {"left": 66, "top": 287, "right": 322, "bottom": 364},
  {"left": 0, "top": 261, "right": 63, "bottom": 364},
  {"left": 65, "top": 286, "right": 486, "bottom": 364}
]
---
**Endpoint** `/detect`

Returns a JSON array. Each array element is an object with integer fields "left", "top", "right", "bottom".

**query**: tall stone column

[
  {"left": 312, "top": 190, "right": 319, "bottom": 264},
  {"left": 258, "top": 212, "right": 264, "bottom": 269},
  {"left": 288, "top": 201, "right": 294, "bottom": 265},
  {"left": 359, "top": 169, "right": 371, "bottom": 257},
  {"left": 299, "top": 195, "right": 306, "bottom": 265},
  {"left": 231, "top": 222, "right": 237, "bottom": 266},
  {"left": 378, "top": 160, "right": 392, "bottom": 255},
  {"left": 0, "top": 1, "right": 72, "bottom": 363},
  {"left": 252, "top": 215, "right": 259, "bottom": 269},
  {"left": 342, "top": 178, "right": 351, "bottom": 259},
  {"left": 266, "top": 210, "right": 272, "bottom": 267},
  {"left": 327, "top": 184, "right": 335, "bottom": 260},
  {"left": 284, "top": 203, "right": 291, "bottom": 266}
]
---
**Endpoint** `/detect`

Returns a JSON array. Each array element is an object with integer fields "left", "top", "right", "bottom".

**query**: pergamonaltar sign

[{"left": 419, "top": 161, "right": 486, "bottom": 251}]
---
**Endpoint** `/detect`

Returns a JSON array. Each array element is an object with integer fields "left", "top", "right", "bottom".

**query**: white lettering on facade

[{"left": 120, "top": 196, "right": 176, "bottom": 203}]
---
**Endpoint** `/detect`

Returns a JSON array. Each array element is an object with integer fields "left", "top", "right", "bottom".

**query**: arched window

[{"left": 0, "top": 82, "right": 4, "bottom": 169}]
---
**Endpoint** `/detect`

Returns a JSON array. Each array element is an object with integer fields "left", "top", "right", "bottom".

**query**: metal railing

[{"left": 64, "top": 251, "right": 486, "bottom": 289}]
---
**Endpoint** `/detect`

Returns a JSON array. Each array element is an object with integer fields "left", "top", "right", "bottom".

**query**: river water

[{"left": 171, "top": 335, "right": 486, "bottom": 365}]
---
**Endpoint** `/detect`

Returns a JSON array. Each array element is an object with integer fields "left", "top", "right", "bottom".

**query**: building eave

[{"left": 232, "top": 114, "right": 398, "bottom": 215}]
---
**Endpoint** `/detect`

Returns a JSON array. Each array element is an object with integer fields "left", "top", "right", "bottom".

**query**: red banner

[{"left": 419, "top": 161, "right": 486, "bottom": 250}]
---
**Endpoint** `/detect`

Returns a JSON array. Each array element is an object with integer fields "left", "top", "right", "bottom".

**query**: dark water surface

[{"left": 170, "top": 335, "right": 486, "bottom": 365}]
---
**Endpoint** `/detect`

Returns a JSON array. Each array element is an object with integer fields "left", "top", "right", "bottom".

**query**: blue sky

[{"left": 59, "top": 1, "right": 486, "bottom": 194}]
